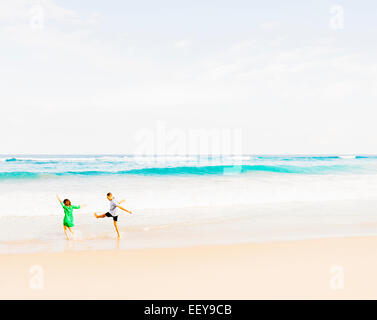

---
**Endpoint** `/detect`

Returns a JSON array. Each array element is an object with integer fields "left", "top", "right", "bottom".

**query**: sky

[{"left": 0, "top": 0, "right": 376, "bottom": 155}]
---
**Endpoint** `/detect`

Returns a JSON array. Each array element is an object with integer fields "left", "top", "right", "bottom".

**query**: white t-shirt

[{"left": 109, "top": 199, "right": 119, "bottom": 217}]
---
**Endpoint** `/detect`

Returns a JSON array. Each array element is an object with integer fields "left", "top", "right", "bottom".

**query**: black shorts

[{"left": 105, "top": 212, "right": 118, "bottom": 222}]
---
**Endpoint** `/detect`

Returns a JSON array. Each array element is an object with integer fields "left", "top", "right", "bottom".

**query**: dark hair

[
  {"left": 63, "top": 199, "right": 71, "bottom": 206},
  {"left": 107, "top": 192, "right": 112, "bottom": 197}
]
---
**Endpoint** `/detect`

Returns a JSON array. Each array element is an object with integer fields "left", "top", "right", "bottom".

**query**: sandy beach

[
  {"left": 1, "top": 236, "right": 376, "bottom": 299},
  {"left": 2, "top": 0, "right": 376, "bottom": 304}
]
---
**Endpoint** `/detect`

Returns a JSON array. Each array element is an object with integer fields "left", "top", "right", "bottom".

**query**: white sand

[{"left": 1, "top": 236, "right": 376, "bottom": 299}]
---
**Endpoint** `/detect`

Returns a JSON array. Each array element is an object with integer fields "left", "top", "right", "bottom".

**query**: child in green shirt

[{"left": 56, "top": 194, "right": 86, "bottom": 240}]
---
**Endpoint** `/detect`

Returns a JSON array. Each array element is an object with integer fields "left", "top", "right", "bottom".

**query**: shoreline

[
  {"left": 2, "top": 197, "right": 377, "bottom": 255},
  {"left": 1, "top": 236, "right": 377, "bottom": 299}
]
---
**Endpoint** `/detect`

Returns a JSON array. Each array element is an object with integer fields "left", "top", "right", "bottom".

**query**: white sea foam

[{"left": 1, "top": 172, "right": 377, "bottom": 218}]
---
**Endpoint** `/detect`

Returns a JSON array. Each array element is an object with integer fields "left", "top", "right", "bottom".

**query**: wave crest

[{"left": 0, "top": 163, "right": 366, "bottom": 179}]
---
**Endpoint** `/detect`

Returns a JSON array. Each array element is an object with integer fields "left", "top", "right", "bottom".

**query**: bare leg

[
  {"left": 113, "top": 221, "right": 120, "bottom": 239},
  {"left": 63, "top": 226, "right": 70, "bottom": 240},
  {"left": 68, "top": 227, "right": 74, "bottom": 235},
  {"left": 94, "top": 212, "right": 106, "bottom": 218}
]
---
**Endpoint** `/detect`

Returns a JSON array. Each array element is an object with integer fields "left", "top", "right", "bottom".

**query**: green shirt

[{"left": 61, "top": 202, "right": 80, "bottom": 227}]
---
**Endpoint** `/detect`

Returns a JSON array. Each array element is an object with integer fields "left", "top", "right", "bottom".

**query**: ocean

[{"left": 1, "top": 154, "right": 377, "bottom": 253}]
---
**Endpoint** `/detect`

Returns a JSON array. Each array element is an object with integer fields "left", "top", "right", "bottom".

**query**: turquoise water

[
  {"left": 2, "top": 154, "right": 377, "bottom": 253},
  {"left": 0, "top": 155, "right": 376, "bottom": 179}
]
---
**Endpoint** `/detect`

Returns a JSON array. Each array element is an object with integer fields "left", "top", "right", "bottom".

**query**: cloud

[
  {"left": 259, "top": 21, "right": 280, "bottom": 30},
  {"left": 0, "top": 1, "right": 126, "bottom": 75},
  {"left": 174, "top": 39, "right": 192, "bottom": 49},
  {"left": 0, "top": 1, "right": 376, "bottom": 154},
  {"left": 0, "top": 0, "right": 79, "bottom": 25},
  {"left": 198, "top": 36, "right": 377, "bottom": 102}
]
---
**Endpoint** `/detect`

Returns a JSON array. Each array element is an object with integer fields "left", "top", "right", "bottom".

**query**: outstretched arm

[
  {"left": 56, "top": 194, "right": 62, "bottom": 204},
  {"left": 116, "top": 205, "right": 132, "bottom": 214},
  {"left": 72, "top": 204, "right": 87, "bottom": 210},
  {"left": 118, "top": 199, "right": 126, "bottom": 204}
]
